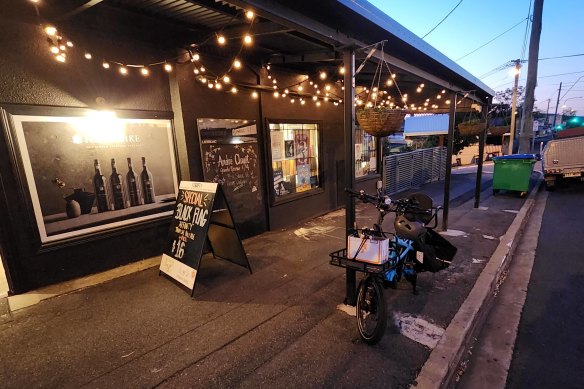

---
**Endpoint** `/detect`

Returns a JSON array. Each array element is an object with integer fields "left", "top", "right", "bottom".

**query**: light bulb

[
  {"left": 231, "top": 86, "right": 238, "bottom": 93},
  {"left": 319, "top": 71, "right": 327, "bottom": 80},
  {"left": 217, "top": 35, "right": 226, "bottom": 45},
  {"left": 66, "top": 41, "right": 73, "bottom": 47},
  {"left": 102, "top": 61, "right": 110, "bottom": 69},
  {"left": 420, "top": 83, "right": 425, "bottom": 88},
  {"left": 59, "top": 45, "right": 66, "bottom": 51},
  {"left": 284, "top": 89, "right": 289, "bottom": 94},
  {"left": 141, "top": 68, "right": 149, "bottom": 76},
  {"left": 84, "top": 52, "right": 92, "bottom": 59},
  {"left": 273, "top": 85, "right": 277, "bottom": 89},
  {"left": 300, "top": 100, "right": 306, "bottom": 105},
  {"left": 266, "top": 65, "right": 271, "bottom": 70},
  {"left": 291, "top": 99, "right": 295, "bottom": 103},
  {"left": 200, "top": 77, "right": 207, "bottom": 83},
  {"left": 441, "top": 89, "right": 446, "bottom": 94},
  {"left": 208, "top": 83, "right": 214, "bottom": 89},
  {"left": 391, "top": 74, "right": 396, "bottom": 79},
  {"left": 316, "top": 101, "right": 321, "bottom": 106},
  {"left": 282, "top": 93, "right": 287, "bottom": 98},
  {"left": 194, "top": 68, "right": 200, "bottom": 74},
  {"left": 55, "top": 54, "right": 66, "bottom": 63},
  {"left": 312, "top": 96, "right": 317, "bottom": 101},
  {"left": 446, "top": 99, "right": 451, "bottom": 104},
  {"left": 246, "top": 10, "right": 254, "bottom": 19},
  {"left": 437, "top": 95, "right": 441, "bottom": 99},
  {"left": 223, "top": 75, "right": 231, "bottom": 83},
  {"left": 44, "top": 26, "right": 57, "bottom": 36},
  {"left": 272, "top": 79, "right": 277, "bottom": 84},
  {"left": 273, "top": 91, "right": 279, "bottom": 98},
  {"left": 243, "top": 34, "right": 253, "bottom": 45},
  {"left": 252, "top": 91, "right": 258, "bottom": 99},
  {"left": 215, "top": 82, "right": 222, "bottom": 90},
  {"left": 386, "top": 79, "right": 393, "bottom": 86},
  {"left": 193, "top": 53, "right": 200, "bottom": 61},
  {"left": 200, "top": 66, "right": 205, "bottom": 72},
  {"left": 233, "top": 59, "right": 242, "bottom": 69},
  {"left": 416, "top": 87, "right": 422, "bottom": 93},
  {"left": 325, "top": 84, "right": 331, "bottom": 91},
  {"left": 298, "top": 85, "right": 303, "bottom": 91},
  {"left": 164, "top": 63, "right": 172, "bottom": 72},
  {"left": 119, "top": 66, "right": 128, "bottom": 75},
  {"left": 309, "top": 81, "right": 313, "bottom": 85},
  {"left": 50, "top": 46, "right": 59, "bottom": 54},
  {"left": 339, "top": 66, "right": 345, "bottom": 74}
]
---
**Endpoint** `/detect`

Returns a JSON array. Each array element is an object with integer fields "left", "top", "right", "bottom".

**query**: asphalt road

[{"left": 506, "top": 180, "right": 584, "bottom": 388}]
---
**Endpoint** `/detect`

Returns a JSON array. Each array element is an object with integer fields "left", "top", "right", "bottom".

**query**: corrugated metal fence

[{"left": 383, "top": 147, "right": 447, "bottom": 195}]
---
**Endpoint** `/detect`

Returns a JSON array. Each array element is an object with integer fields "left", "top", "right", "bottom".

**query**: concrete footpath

[{"left": 0, "top": 165, "right": 540, "bottom": 388}]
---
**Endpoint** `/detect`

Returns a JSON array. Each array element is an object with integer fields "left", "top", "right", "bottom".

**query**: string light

[
  {"left": 217, "top": 35, "right": 226, "bottom": 45},
  {"left": 200, "top": 66, "right": 206, "bottom": 72},
  {"left": 231, "top": 86, "right": 238, "bottom": 93},
  {"left": 223, "top": 75, "right": 231, "bottom": 83},
  {"left": 66, "top": 41, "right": 73, "bottom": 47},
  {"left": 192, "top": 53, "right": 200, "bottom": 61},
  {"left": 84, "top": 52, "right": 92, "bottom": 59},
  {"left": 119, "top": 66, "right": 128, "bottom": 75},
  {"left": 446, "top": 99, "right": 451, "bottom": 104},
  {"left": 141, "top": 67, "right": 149, "bottom": 76},
  {"left": 246, "top": 10, "right": 254, "bottom": 19},
  {"left": 273, "top": 91, "right": 279, "bottom": 98},
  {"left": 55, "top": 54, "right": 66, "bottom": 63},
  {"left": 339, "top": 66, "right": 345, "bottom": 74},
  {"left": 252, "top": 91, "right": 258, "bottom": 99},
  {"left": 207, "top": 82, "right": 214, "bottom": 89},
  {"left": 49, "top": 45, "right": 59, "bottom": 54},
  {"left": 215, "top": 82, "right": 222, "bottom": 90},
  {"left": 164, "top": 63, "right": 172, "bottom": 72},
  {"left": 102, "top": 61, "right": 110, "bottom": 69},
  {"left": 386, "top": 79, "right": 393, "bottom": 86},
  {"left": 290, "top": 99, "right": 295, "bottom": 103},
  {"left": 325, "top": 84, "right": 331, "bottom": 91},
  {"left": 316, "top": 101, "right": 321, "bottom": 106},
  {"left": 243, "top": 34, "right": 253, "bottom": 45},
  {"left": 319, "top": 71, "right": 327, "bottom": 80},
  {"left": 44, "top": 26, "right": 57, "bottom": 36},
  {"left": 194, "top": 68, "right": 200, "bottom": 74},
  {"left": 416, "top": 87, "right": 422, "bottom": 92},
  {"left": 200, "top": 77, "right": 207, "bottom": 83},
  {"left": 298, "top": 85, "right": 303, "bottom": 91},
  {"left": 233, "top": 59, "right": 242, "bottom": 69},
  {"left": 300, "top": 99, "right": 306, "bottom": 105}
]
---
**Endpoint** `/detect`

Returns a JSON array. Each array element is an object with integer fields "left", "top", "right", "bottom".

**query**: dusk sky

[{"left": 369, "top": 0, "right": 584, "bottom": 116}]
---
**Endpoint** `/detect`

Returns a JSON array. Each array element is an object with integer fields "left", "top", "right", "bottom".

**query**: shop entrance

[{"left": 197, "top": 119, "right": 267, "bottom": 238}]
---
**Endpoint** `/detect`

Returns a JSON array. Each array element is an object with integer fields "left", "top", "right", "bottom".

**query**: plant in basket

[
  {"left": 457, "top": 118, "right": 486, "bottom": 136},
  {"left": 356, "top": 106, "right": 407, "bottom": 137}
]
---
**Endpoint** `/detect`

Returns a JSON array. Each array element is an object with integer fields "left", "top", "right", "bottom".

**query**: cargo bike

[{"left": 330, "top": 188, "right": 457, "bottom": 344}]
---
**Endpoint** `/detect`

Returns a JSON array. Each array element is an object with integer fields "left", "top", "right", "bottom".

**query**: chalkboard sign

[{"left": 160, "top": 181, "right": 251, "bottom": 294}]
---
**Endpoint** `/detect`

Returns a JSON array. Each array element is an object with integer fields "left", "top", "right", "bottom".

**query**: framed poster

[{"left": 1, "top": 105, "right": 179, "bottom": 245}]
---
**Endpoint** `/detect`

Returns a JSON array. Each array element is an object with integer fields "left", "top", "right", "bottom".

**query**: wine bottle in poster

[
  {"left": 110, "top": 158, "right": 128, "bottom": 210},
  {"left": 93, "top": 159, "right": 112, "bottom": 212},
  {"left": 141, "top": 156, "right": 156, "bottom": 204},
  {"left": 126, "top": 157, "right": 142, "bottom": 206}
]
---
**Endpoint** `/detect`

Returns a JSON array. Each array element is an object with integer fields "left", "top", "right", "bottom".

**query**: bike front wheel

[{"left": 356, "top": 275, "right": 387, "bottom": 345}]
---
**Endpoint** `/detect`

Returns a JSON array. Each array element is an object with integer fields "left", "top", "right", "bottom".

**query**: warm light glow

[
  {"left": 416, "top": 87, "right": 422, "bottom": 93},
  {"left": 66, "top": 41, "right": 73, "bottom": 47},
  {"left": 193, "top": 53, "right": 200, "bottom": 61},
  {"left": 231, "top": 86, "right": 238, "bottom": 93},
  {"left": 217, "top": 35, "right": 226, "bottom": 45},
  {"left": 309, "top": 80, "right": 313, "bottom": 85},
  {"left": 233, "top": 59, "right": 242, "bottom": 69},
  {"left": 194, "top": 68, "right": 200, "bottom": 74},
  {"left": 164, "top": 63, "right": 172, "bottom": 72},
  {"left": 84, "top": 52, "right": 92, "bottom": 59},
  {"left": 290, "top": 99, "right": 295, "bottom": 103},
  {"left": 386, "top": 79, "right": 393, "bottom": 86},
  {"left": 266, "top": 65, "right": 271, "bottom": 70},
  {"left": 319, "top": 71, "right": 327, "bottom": 80},
  {"left": 273, "top": 91, "right": 279, "bottom": 98},
  {"left": 282, "top": 93, "right": 287, "bottom": 98},
  {"left": 446, "top": 99, "right": 451, "bottom": 104},
  {"left": 316, "top": 101, "right": 321, "bottom": 106},
  {"left": 200, "top": 77, "right": 207, "bottom": 83},
  {"left": 312, "top": 96, "right": 318, "bottom": 101},
  {"left": 243, "top": 34, "right": 253, "bottom": 45},
  {"left": 59, "top": 45, "right": 66, "bottom": 51},
  {"left": 298, "top": 85, "right": 303, "bottom": 91},
  {"left": 437, "top": 95, "right": 441, "bottom": 99},
  {"left": 246, "top": 10, "right": 254, "bottom": 19},
  {"left": 215, "top": 82, "right": 222, "bottom": 90},
  {"left": 208, "top": 83, "right": 214, "bottom": 89},
  {"left": 272, "top": 79, "right": 277, "bottom": 84},
  {"left": 44, "top": 26, "right": 57, "bottom": 36},
  {"left": 339, "top": 66, "right": 345, "bottom": 74},
  {"left": 391, "top": 74, "right": 396, "bottom": 79},
  {"left": 252, "top": 91, "right": 258, "bottom": 99},
  {"left": 200, "top": 66, "right": 206, "bottom": 72},
  {"left": 102, "top": 61, "right": 110, "bottom": 69},
  {"left": 50, "top": 46, "right": 59, "bottom": 54},
  {"left": 223, "top": 75, "right": 231, "bottom": 83},
  {"left": 300, "top": 99, "right": 306, "bottom": 105},
  {"left": 442, "top": 89, "right": 446, "bottom": 94},
  {"left": 420, "top": 83, "right": 425, "bottom": 88},
  {"left": 510, "top": 67, "right": 520, "bottom": 76},
  {"left": 424, "top": 102, "right": 428, "bottom": 106},
  {"left": 55, "top": 54, "right": 66, "bottom": 63},
  {"left": 141, "top": 67, "right": 149, "bottom": 76},
  {"left": 119, "top": 66, "right": 128, "bottom": 75}
]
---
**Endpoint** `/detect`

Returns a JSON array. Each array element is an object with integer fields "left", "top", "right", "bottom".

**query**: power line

[
  {"left": 422, "top": 0, "right": 464, "bottom": 39},
  {"left": 457, "top": 18, "right": 527, "bottom": 61},
  {"left": 520, "top": 0, "right": 533, "bottom": 61},
  {"left": 539, "top": 53, "right": 584, "bottom": 61}
]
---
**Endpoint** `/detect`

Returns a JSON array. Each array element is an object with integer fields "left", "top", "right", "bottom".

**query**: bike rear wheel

[{"left": 356, "top": 275, "right": 387, "bottom": 344}]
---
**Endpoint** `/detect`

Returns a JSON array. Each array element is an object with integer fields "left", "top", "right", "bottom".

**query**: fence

[{"left": 382, "top": 147, "right": 447, "bottom": 195}]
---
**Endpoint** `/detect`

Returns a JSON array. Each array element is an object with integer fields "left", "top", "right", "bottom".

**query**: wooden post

[{"left": 442, "top": 92, "right": 457, "bottom": 231}]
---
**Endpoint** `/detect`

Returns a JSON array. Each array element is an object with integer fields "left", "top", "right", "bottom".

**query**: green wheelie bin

[{"left": 492, "top": 154, "right": 536, "bottom": 197}]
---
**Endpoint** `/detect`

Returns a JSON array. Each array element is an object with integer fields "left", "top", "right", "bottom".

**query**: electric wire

[
  {"left": 456, "top": 18, "right": 527, "bottom": 61},
  {"left": 422, "top": 0, "right": 464, "bottom": 39},
  {"left": 520, "top": 0, "right": 533, "bottom": 61}
]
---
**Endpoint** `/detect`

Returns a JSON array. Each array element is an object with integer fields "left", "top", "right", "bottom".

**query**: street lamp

[{"left": 561, "top": 96, "right": 583, "bottom": 109}]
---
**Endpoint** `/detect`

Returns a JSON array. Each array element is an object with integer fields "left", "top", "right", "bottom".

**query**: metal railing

[{"left": 382, "top": 147, "right": 447, "bottom": 195}]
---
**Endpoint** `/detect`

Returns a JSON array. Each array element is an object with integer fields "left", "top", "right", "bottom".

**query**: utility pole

[
  {"left": 519, "top": 0, "right": 544, "bottom": 154},
  {"left": 508, "top": 59, "right": 521, "bottom": 155},
  {"left": 545, "top": 99, "right": 550, "bottom": 125},
  {"left": 552, "top": 82, "right": 562, "bottom": 127}
]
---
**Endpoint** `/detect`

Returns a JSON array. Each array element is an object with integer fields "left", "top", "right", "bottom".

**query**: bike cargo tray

[{"left": 329, "top": 248, "right": 390, "bottom": 274}]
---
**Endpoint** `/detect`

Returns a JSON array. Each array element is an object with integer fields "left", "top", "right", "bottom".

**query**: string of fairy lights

[{"left": 34, "top": 0, "right": 460, "bottom": 113}]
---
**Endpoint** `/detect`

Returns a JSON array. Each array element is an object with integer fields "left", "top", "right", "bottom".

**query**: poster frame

[{"left": 0, "top": 104, "right": 180, "bottom": 250}]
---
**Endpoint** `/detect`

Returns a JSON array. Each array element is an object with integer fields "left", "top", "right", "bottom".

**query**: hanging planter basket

[
  {"left": 356, "top": 107, "right": 407, "bottom": 137},
  {"left": 458, "top": 120, "right": 487, "bottom": 136},
  {"left": 488, "top": 125, "right": 510, "bottom": 136}
]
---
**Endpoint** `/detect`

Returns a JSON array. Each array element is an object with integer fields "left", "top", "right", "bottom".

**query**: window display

[
  {"left": 268, "top": 122, "right": 320, "bottom": 199},
  {"left": 355, "top": 125, "right": 378, "bottom": 178}
]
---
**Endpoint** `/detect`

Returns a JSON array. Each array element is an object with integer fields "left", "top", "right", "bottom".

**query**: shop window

[
  {"left": 268, "top": 121, "right": 321, "bottom": 200},
  {"left": 355, "top": 125, "right": 378, "bottom": 178}
]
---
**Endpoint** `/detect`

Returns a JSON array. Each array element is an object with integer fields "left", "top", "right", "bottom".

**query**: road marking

[
  {"left": 441, "top": 229, "right": 468, "bottom": 237},
  {"left": 482, "top": 235, "right": 496, "bottom": 240},
  {"left": 336, "top": 304, "right": 356, "bottom": 317}
]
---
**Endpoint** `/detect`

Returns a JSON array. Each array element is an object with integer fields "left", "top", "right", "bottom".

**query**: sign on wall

[{"left": 160, "top": 181, "right": 251, "bottom": 294}]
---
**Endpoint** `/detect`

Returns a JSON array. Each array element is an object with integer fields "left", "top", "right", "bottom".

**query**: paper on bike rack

[{"left": 347, "top": 236, "right": 389, "bottom": 264}]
